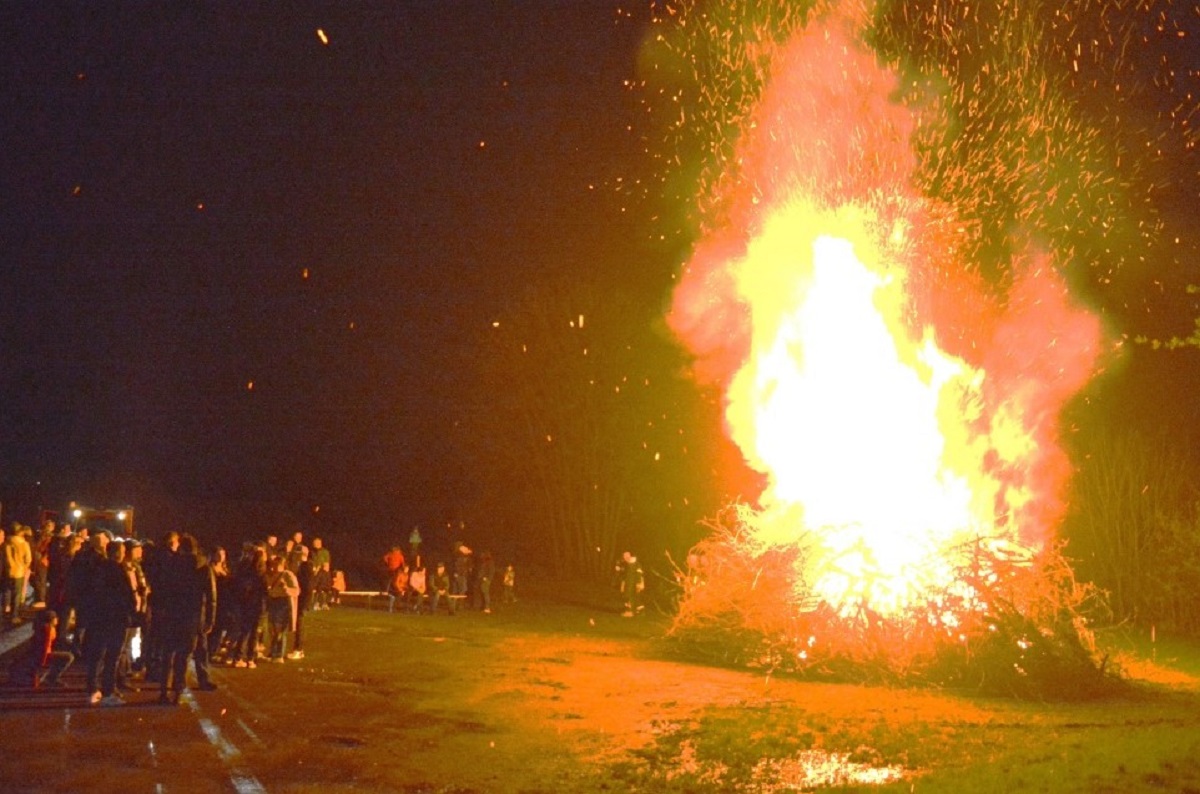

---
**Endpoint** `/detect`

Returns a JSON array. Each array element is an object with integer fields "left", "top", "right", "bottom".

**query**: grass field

[{"left": 2, "top": 589, "right": 1199, "bottom": 793}]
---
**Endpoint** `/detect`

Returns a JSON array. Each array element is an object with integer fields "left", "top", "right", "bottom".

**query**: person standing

[
  {"left": 67, "top": 532, "right": 110, "bottom": 656},
  {"left": 477, "top": 551, "right": 496, "bottom": 614},
  {"left": 158, "top": 534, "right": 215, "bottom": 704},
  {"left": 208, "top": 547, "right": 233, "bottom": 660},
  {"left": 3, "top": 525, "right": 33, "bottom": 625},
  {"left": 84, "top": 542, "right": 135, "bottom": 705},
  {"left": 265, "top": 555, "right": 299, "bottom": 662},
  {"left": 617, "top": 551, "right": 645, "bottom": 617},
  {"left": 286, "top": 531, "right": 307, "bottom": 574},
  {"left": 32, "top": 520, "right": 54, "bottom": 607},
  {"left": 188, "top": 539, "right": 219, "bottom": 691},
  {"left": 408, "top": 525, "right": 422, "bottom": 559},
  {"left": 502, "top": 564, "right": 516, "bottom": 604},
  {"left": 288, "top": 546, "right": 313, "bottom": 660},
  {"left": 310, "top": 537, "right": 332, "bottom": 610},
  {"left": 47, "top": 528, "right": 79, "bottom": 636},
  {"left": 123, "top": 540, "right": 150, "bottom": 677},
  {"left": 227, "top": 546, "right": 267, "bottom": 668},
  {"left": 381, "top": 545, "right": 405, "bottom": 593},
  {"left": 451, "top": 542, "right": 472, "bottom": 600},
  {"left": 141, "top": 531, "right": 179, "bottom": 683}
]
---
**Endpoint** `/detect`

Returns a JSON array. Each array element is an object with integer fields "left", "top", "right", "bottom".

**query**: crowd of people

[{"left": 3, "top": 520, "right": 336, "bottom": 707}]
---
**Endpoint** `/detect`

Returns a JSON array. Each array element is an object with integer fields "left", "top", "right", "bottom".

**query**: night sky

[
  {"left": 1, "top": 3, "right": 666, "bottom": 536},
  {"left": 3, "top": 1, "right": 1200, "bottom": 548}
]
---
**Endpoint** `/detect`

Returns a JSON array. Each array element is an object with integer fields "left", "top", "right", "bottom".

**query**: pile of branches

[{"left": 666, "top": 508, "right": 1115, "bottom": 699}]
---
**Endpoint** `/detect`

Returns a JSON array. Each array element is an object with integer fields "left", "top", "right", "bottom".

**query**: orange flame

[{"left": 669, "top": 19, "right": 1104, "bottom": 617}]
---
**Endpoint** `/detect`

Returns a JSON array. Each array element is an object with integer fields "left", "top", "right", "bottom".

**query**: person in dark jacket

[
  {"left": 157, "top": 534, "right": 216, "bottom": 704},
  {"left": 188, "top": 542, "right": 219, "bottom": 690},
  {"left": 66, "top": 533, "right": 110, "bottom": 658},
  {"left": 226, "top": 545, "right": 268, "bottom": 668},
  {"left": 141, "top": 531, "right": 180, "bottom": 683},
  {"left": 288, "top": 546, "right": 314, "bottom": 660},
  {"left": 83, "top": 542, "right": 135, "bottom": 705},
  {"left": 477, "top": 551, "right": 496, "bottom": 614}
]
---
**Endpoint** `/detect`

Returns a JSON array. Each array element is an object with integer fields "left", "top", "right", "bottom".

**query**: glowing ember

[{"left": 668, "top": 10, "right": 1104, "bottom": 620}]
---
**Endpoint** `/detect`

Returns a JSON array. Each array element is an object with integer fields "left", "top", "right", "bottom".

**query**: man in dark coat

[
  {"left": 141, "top": 531, "right": 179, "bottom": 683},
  {"left": 66, "top": 532, "right": 110, "bottom": 657},
  {"left": 157, "top": 534, "right": 216, "bottom": 704},
  {"left": 83, "top": 542, "right": 135, "bottom": 705}
]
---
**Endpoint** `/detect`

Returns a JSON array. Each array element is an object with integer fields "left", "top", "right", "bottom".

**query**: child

[{"left": 331, "top": 570, "right": 346, "bottom": 605}]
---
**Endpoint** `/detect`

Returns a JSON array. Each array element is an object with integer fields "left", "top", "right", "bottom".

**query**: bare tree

[{"left": 1064, "top": 428, "right": 1200, "bottom": 631}]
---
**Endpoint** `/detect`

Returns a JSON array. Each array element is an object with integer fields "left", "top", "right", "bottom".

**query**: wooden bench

[
  {"left": 337, "top": 591, "right": 470, "bottom": 613},
  {"left": 337, "top": 590, "right": 391, "bottom": 610}
]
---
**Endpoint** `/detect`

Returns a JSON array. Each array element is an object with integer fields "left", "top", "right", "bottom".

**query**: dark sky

[
  {"left": 0, "top": 2, "right": 662, "bottom": 528},
  {"left": 3, "top": 1, "right": 1199, "bottom": 541}
]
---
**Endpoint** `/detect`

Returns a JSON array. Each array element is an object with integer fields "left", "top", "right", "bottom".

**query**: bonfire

[{"left": 663, "top": 5, "right": 1112, "bottom": 698}]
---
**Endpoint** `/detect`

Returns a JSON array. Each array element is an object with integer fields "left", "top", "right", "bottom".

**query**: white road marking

[
  {"left": 184, "top": 692, "right": 267, "bottom": 794},
  {"left": 237, "top": 717, "right": 265, "bottom": 748}
]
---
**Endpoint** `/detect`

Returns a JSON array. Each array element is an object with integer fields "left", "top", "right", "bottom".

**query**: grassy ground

[{"left": 2, "top": 590, "right": 1199, "bottom": 793}]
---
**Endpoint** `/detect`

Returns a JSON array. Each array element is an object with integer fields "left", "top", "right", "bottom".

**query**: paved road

[{"left": 0, "top": 623, "right": 268, "bottom": 793}]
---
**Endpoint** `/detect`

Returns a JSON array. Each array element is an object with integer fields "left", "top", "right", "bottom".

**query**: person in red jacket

[{"left": 381, "top": 545, "right": 405, "bottom": 593}]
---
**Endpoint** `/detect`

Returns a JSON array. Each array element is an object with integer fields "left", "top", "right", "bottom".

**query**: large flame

[{"left": 669, "top": 17, "right": 1104, "bottom": 618}]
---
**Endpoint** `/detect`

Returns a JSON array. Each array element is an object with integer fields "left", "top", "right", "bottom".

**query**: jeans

[
  {"left": 84, "top": 622, "right": 126, "bottom": 696},
  {"left": 3, "top": 576, "right": 27, "bottom": 620},
  {"left": 267, "top": 598, "right": 292, "bottom": 658}
]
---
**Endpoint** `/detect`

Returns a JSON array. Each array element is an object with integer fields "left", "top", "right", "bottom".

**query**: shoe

[
  {"left": 101, "top": 693, "right": 124, "bottom": 706},
  {"left": 621, "top": 611, "right": 633, "bottom": 618},
  {"left": 89, "top": 691, "right": 103, "bottom": 705},
  {"left": 158, "top": 693, "right": 174, "bottom": 706},
  {"left": 286, "top": 650, "right": 304, "bottom": 660},
  {"left": 245, "top": 660, "right": 257, "bottom": 669},
  {"left": 233, "top": 660, "right": 248, "bottom": 668},
  {"left": 483, "top": 608, "right": 491, "bottom": 614},
  {"left": 197, "top": 682, "right": 218, "bottom": 691},
  {"left": 270, "top": 657, "right": 285, "bottom": 664}
]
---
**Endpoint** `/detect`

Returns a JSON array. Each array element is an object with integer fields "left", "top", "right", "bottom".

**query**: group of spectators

[
  {"left": 4, "top": 521, "right": 337, "bottom": 707},
  {"left": 382, "top": 538, "right": 515, "bottom": 615}
]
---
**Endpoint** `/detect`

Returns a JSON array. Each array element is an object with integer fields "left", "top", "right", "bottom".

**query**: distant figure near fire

[{"left": 616, "top": 552, "right": 644, "bottom": 617}]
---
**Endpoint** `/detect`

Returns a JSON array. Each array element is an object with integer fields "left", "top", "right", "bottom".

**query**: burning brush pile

[
  {"left": 659, "top": 6, "right": 1117, "bottom": 698},
  {"left": 670, "top": 506, "right": 1109, "bottom": 698}
]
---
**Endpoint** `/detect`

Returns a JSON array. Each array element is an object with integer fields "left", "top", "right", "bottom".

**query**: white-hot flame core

[{"left": 725, "top": 202, "right": 1002, "bottom": 614}]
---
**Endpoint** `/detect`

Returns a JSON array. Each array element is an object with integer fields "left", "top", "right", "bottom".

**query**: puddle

[{"left": 752, "top": 749, "right": 908, "bottom": 791}]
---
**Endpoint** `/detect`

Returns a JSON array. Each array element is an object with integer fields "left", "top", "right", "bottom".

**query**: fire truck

[{"left": 40, "top": 502, "right": 136, "bottom": 538}]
